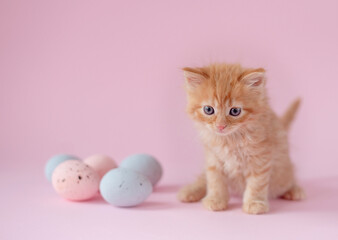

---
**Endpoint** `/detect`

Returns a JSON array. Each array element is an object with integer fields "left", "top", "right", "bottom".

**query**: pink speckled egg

[
  {"left": 52, "top": 160, "right": 100, "bottom": 201},
  {"left": 83, "top": 155, "right": 117, "bottom": 179}
]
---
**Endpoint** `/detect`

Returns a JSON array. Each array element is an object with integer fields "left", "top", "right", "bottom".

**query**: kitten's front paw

[
  {"left": 243, "top": 200, "right": 269, "bottom": 214},
  {"left": 281, "top": 185, "right": 306, "bottom": 201},
  {"left": 202, "top": 195, "right": 228, "bottom": 211},
  {"left": 177, "top": 185, "right": 206, "bottom": 203}
]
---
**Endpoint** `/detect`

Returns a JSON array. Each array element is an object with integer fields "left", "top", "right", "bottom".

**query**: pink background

[{"left": 1, "top": 0, "right": 338, "bottom": 239}]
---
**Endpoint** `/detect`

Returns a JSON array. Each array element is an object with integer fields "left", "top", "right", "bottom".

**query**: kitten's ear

[
  {"left": 240, "top": 68, "right": 266, "bottom": 88},
  {"left": 183, "top": 67, "right": 208, "bottom": 90}
]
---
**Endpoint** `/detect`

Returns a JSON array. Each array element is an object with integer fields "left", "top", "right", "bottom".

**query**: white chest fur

[{"left": 211, "top": 144, "right": 248, "bottom": 194}]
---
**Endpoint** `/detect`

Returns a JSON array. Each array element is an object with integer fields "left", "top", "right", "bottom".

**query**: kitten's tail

[{"left": 281, "top": 98, "right": 301, "bottom": 131}]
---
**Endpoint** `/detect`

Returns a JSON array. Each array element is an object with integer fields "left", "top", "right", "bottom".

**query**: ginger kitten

[{"left": 178, "top": 63, "right": 305, "bottom": 214}]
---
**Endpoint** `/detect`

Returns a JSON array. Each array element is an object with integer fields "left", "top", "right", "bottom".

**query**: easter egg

[
  {"left": 84, "top": 154, "right": 117, "bottom": 179},
  {"left": 100, "top": 168, "right": 153, "bottom": 207},
  {"left": 120, "top": 154, "right": 162, "bottom": 186},
  {"left": 52, "top": 160, "right": 100, "bottom": 201},
  {"left": 45, "top": 154, "right": 80, "bottom": 181}
]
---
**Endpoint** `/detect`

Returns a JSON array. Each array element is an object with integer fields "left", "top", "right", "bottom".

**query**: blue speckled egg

[
  {"left": 45, "top": 154, "right": 80, "bottom": 181},
  {"left": 100, "top": 168, "right": 153, "bottom": 207},
  {"left": 119, "top": 154, "right": 162, "bottom": 186}
]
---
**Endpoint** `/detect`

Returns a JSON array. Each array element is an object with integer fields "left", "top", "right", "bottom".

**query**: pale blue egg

[
  {"left": 45, "top": 154, "right": 80, "bottom": 181},
  {"left": 100, "top": 168, "right": 153, "bottom": 207},
  {"left": 120, "top": 154, "right": 162, "bottom": 186}
]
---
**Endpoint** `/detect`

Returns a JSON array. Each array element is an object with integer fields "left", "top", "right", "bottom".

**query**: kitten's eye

[
  {"left": 229, "top": 107, "right": 241, "bottom": 116},
  {"left": 203, "top": 106, "right": 215, "bottom": 115}
]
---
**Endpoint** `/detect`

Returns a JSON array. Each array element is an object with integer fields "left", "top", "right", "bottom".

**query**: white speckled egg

[
  {"left": 83, "top": 154, "right": 117, "bottom": 179},
  {"left": 52, "top": 160, "right": 100, "bottom": 201},
  {"left": 100, "top": 168, "right": 153, "bottom": 207},
  {"left": 119, "top": 154, "right": 162, "bottom": 186}
]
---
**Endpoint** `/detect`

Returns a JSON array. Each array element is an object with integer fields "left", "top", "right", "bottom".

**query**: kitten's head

[{"left": 183, "top": 63, "right": 268, "bottom": 136}]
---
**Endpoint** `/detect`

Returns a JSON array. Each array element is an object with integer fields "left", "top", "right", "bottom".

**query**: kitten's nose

[{"left": 217, "top": 125, "right": 226, "bottom": 130}]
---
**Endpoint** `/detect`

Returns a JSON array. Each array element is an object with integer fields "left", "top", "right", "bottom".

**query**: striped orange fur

[{"left": 177, "top": 63, "right": 305, "bottom": 214}]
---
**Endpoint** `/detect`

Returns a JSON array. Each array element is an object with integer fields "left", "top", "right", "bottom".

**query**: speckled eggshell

[
  {"left": 100, "top": 168, "right": 153, "bottom": 207},
  {"left": 83, "top": 155, "right": 117, "bottom": 179},
  {"left": 45, "top": 154, "right": 80, "bottom": 182},
  {"left": 52, "top": 160, "right": 100, "bottom": 201},
  {"left": 119, "top": 154, "right": 162, "bottom": 186}
]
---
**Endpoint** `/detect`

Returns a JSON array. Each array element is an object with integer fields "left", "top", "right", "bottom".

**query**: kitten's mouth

[
  {"left": 214, "top": 127, "right": 237, "bottom": 136},
  {"left": 215, "top": 129, "right": 229, "bottom": 136}
]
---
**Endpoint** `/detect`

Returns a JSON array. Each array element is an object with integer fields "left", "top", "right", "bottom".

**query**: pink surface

[
  {"left": 1, "top": 171, "right": 338, "bottom": 240},
  {"left": 1, "top": 0, "right": 338, "bottom": 239}
]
